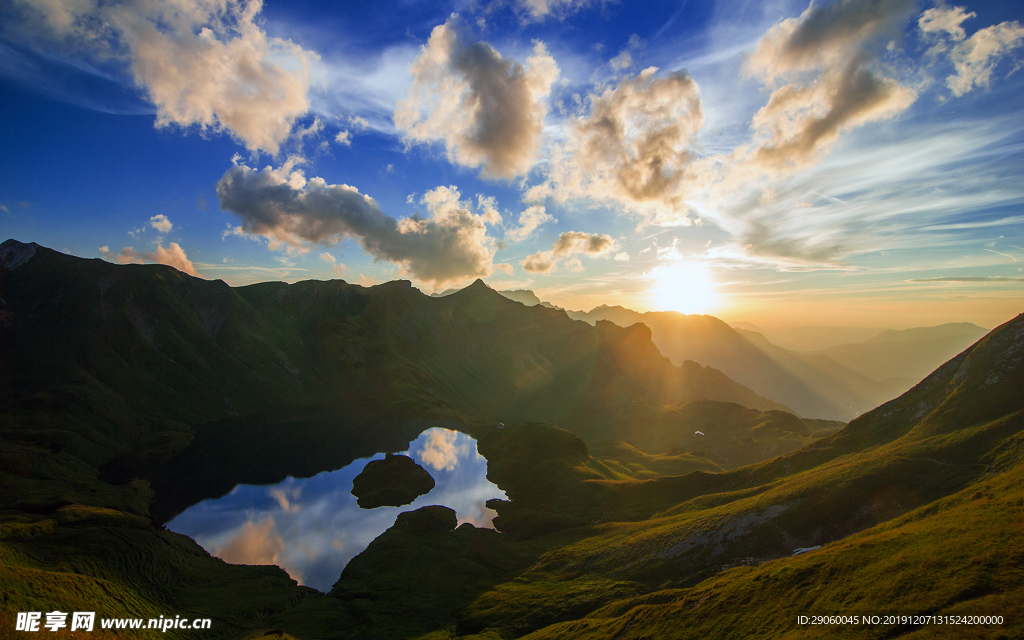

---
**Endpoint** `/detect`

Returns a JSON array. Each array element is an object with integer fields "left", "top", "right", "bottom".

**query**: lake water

[{"left": 166, "top": 428, "right": 506, "bottom": 592}]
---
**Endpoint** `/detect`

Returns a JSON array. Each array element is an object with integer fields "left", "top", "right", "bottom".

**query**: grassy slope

[
  {"left": 0, "top": 242, "right": 795, "bottom": 639},
  {"left": 335, "top": 314, "right": 1024, "bottom": 639},
  {"left": 2, "top": 242, "right": 1020, "bottom": 639}
]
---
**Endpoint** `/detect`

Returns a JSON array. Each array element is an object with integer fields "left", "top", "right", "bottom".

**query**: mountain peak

[
  {"left": 453, "top": 279, "right": 494, "bottom": 297},
  {"left": 1, "top": 239, "right": 40, "bottom": 270}
]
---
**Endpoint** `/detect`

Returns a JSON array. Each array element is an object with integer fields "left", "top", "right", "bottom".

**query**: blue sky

[{"left": 1, "top": 0, "right": 1022, "bottom": 329}]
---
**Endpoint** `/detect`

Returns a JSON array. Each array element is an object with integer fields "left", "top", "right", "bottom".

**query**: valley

[{"left": 1, "top": 239, "right": 1021, "bottom": 639}]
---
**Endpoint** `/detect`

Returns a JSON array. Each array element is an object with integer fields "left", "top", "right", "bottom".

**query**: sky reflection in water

[{"left": 167, "top": 428, "right": 505, "bottom": 592}]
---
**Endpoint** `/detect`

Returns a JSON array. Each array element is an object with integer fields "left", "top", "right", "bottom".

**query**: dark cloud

[
  {"left": 216, "top": 163, "right": 497, "bottom": 286},
  {"left": 527, "top": 67, "right": 704, "bottom": 222},
  {"left": 744, "top": 0, "right": 917, "bottom": 172},
  {"left": 521, "top": 230, "right": 617, "bottom": 273}
]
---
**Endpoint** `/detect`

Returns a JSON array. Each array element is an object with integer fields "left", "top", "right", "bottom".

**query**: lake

[{"left": 166, "top": 428, "right": 506, "bottom": 592}]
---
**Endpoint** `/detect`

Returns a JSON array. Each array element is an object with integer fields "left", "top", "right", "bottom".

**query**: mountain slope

[
  {"left": 814, "top": 322, "right": 988, "bottom": 381},
  {"left": 0, "top": 239, "right": 785, "bottom": 515},
  {"left": 336, "top": 313, "right": 1024, "bottom": 639},
  {"left": 568, "top": 305, "right": 901, "bottom": 420}
]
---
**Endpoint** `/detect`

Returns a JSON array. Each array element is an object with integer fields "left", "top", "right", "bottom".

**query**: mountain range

[
  {"left": 501, "top": 293, "right": 985, "bottom": 422},
  {"left": 2, "top": 238, "right": 1021, "bottom": 639}
]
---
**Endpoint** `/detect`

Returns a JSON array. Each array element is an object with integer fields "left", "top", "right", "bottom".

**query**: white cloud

[
  {"left": 513, "top": 0, "right": 596, "bottom": 22},
  {"left": 149, "top": 214, "right": 172, "bottom": 233},
  {"left": 417, "top": 429, "right": 467, "bottom": 472},
  {"left": 504, "top": 205, "right": 554, "bottom": 243},
  {"left": 394, "top": 15, "right": 559, "bottom": 179},
  {"left": 10, "top": 0, "right": 317, "bottom": 155}
]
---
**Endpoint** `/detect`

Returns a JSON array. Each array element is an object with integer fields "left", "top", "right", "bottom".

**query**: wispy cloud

[{"left": 908, "top": 276, "right": 1024, "bottom": 283}]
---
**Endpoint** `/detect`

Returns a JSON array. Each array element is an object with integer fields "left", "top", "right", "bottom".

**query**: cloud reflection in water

[{"left": 167, "top": 428, "right": 505, "bottom": 592}]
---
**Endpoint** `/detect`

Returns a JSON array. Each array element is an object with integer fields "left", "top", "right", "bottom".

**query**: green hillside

[
  {"left": 326, "top": 312, "right": 1024, "bottom": 639},
  {"left": 0, "top": 239, "right": 786, "bottom": 517},
  {"left": 2, "top": 239, "right": 1021, "bottom": 640}
]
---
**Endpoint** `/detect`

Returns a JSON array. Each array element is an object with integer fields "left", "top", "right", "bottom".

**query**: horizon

[{"left": 2, "top": 0, "right": 1022, "bottom": 330}]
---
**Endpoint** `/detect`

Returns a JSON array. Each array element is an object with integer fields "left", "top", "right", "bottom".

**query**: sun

[{"left": 650, "top": 262, "right": 717, "bottom": 315}]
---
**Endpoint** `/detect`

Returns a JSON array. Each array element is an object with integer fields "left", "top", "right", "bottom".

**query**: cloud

[
  {"left": 417, "top": 429, "right": 467, "bottom": 472},
  {"left": 614, "top": 251, "right": 629, "bottom": 261},
  {"left": 269, "top": 487, "right": 301, "bottom": 513},
  {"left": 149, "top": 214, "right": 172, "bottom": 233},
  {"left": 475, "top": 195, "right": 502, "bottom": 225},
  {"left": 100, "top": 242, "right": 201, "bottom": 276},
  {"left": 741, "top": 0, "right": 918, "bottom": 173},
  {"left": 215, "top": 518, "right": 285, "bottom": 565},
  {"left": 10, "top": 0, "right": 316, "bottom": 154},
  {"left": 528, "top": 67, "right": 704, "bottom": 222},
  {"left": 908, "top": 276, "right": 1024, "bottom": 283},
  {"left": 319, "top": 251, "right": 346, "bottom": 277},
  {"left": 394, "top": 15, "right": 559, "bottom": 179},
  {"left": 917, "top": 2, "right": 1024, "bottom": 95},
  {"left": 216, "top": 162, "right": 499, "bottom": 286},
  {"left": 921, "top": 215, "right": 1024, "bottom": 231},
  {"left": 919, "top": 5, "right": 975, "bottom": 42},
  {"left": 609, "top": 33, "right": 643, "bottom": 70},
  {"left": 504, "top": 205, "right": 554, "bottom": 243},
  {"left": 521, "top": 230, "right": 617, "bottom": 273},
  {"left": 100, "top": 246, "right": 144, "bottom": 265},
  {"left": 521, "top": 252, "right": 556, "bottom": 273},
  {"left": 513, "top": 0, "right": 596, "bottom": 22}
]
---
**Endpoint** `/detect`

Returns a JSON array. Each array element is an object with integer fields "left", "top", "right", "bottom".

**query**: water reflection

[{"left": 167, "top": 428, "right": 505, "bottom": 592}]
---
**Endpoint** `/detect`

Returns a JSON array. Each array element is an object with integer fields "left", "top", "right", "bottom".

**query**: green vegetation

[
  {"left": 1, "top": 240, "right": 1021, "bottom": 639},
  {"left": 351, "top": 454, "right": 435, "bottom": 509}
]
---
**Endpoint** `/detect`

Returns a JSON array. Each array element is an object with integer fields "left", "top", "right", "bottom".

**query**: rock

[{"left": 351, "top": 453, "right": 435, "bottom": 509}]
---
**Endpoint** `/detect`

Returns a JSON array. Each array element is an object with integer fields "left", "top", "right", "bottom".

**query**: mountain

[
  {"left": 866, "top": 322, "right": 988, "bottom": 343},
  {"left": 568, "top": 305, "right": 903, "bottom": 420},
  {"left": 736, "top": 324, "right": 886, "bottom": 352},
  {"left": 493, "top": 289, "right": 561, "bottom": 309},
  {"left": 815, "top": 322, "right": 988, "bottom": 381},
  {"left": 327, "top": 313, "right": 1024, "bottom": 639},
  {"left": 4, "top": 239, "right": 1021, "bottom": 640},
  {"left": 0, "top": 239, "right": 786, "bottom": 515}
]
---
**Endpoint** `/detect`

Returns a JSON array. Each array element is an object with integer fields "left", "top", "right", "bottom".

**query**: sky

[{"left": 1, "top": 0, "right": 1022, "bottom": 330}]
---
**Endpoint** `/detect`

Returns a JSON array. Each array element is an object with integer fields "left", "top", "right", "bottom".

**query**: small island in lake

[{"left": 351, "top": 453, "right": 436, "bottom": 508}]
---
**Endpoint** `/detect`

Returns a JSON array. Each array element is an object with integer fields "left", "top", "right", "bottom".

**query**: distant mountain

[
  {"left": 866, "top": 322, "right": 987, "bottom": 343},
  {"left": 814, "top": 322, "right": 987, "bottom": 381},
  {"left": 737, "top": 324, "right": 886, "bottom": 352},
  {"left": 569, "top": 305, "right": 902, "bottom": 420},
  {"left": 494, "top": 289, "right": 560, "bottom": 309}
]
